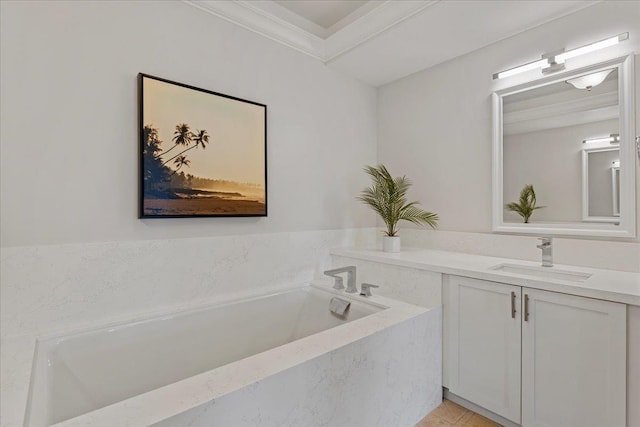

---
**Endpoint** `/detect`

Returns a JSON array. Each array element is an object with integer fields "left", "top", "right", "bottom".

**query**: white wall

[
  {"left": 0, "top": 3, "right": 378, "bottom": 424},
  {"left": 378, "top": 1, "right": 640, "bottom": 244},
  {"left": 0, "top": 0, "right": 377, "bottom": 248}
]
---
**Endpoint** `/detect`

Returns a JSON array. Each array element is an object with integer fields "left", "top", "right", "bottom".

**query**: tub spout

[{"left": 329, "top": 297, "right": 351, "bottom": 317}]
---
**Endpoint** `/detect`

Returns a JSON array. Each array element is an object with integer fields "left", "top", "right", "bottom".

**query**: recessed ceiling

[
  {"left": 273, "top": 0, "right": 370, "bottom": 29},
  {"left": 185, "top": 0, "right": 601, "bottom": 86}
]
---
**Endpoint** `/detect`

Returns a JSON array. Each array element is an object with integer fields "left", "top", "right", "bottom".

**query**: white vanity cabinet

[
  {"left": 521, "top": 288, "right": 626, "bottom": 427},
  {"left": 447, "top": 276, "right": 522, "bottom": 423},
  {"left": 445, "top": 275, "right": 627, "bottom": 427}
]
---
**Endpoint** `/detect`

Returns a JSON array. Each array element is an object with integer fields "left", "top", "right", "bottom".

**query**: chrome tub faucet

[
  {"left": 324, "top": 266, "right": 358, "bottom": 293},
  {"left": 360, "top": 283, "right": 379, "bottom": 297},
  {"left": 536, "top": 237, "right": 553, "bottom": 267}
]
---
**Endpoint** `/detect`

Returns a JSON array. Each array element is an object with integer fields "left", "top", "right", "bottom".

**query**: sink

[{"left": 490, "top": 263, "right": 592, "bottom": 282}]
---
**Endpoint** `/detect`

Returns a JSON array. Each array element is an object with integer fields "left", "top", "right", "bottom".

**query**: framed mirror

[{"left": 492, "top": 55, "right": 636, "bottom": 237}]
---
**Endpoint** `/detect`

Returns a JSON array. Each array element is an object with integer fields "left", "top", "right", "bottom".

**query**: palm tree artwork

[
  {"left": 171, "top": 155, "right": 191, "bottom": 176},
  {"left": 142, "top": 122, "right": 211, "bottom": 195},
  {"left": 140, "top": 73, "right": 267, "bottom": 217}
]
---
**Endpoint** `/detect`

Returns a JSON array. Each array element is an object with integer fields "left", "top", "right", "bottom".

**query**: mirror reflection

[
  {"left": 502, "top": 68, "right": 619, "bottom": 224},
  {"left": 583, "top": 146, "right": 620, "bottom": 222}
]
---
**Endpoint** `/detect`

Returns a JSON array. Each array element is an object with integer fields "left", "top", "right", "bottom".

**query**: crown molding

[
  {"left": 324, "top": 1, "right": 438, "bottom": 61},
  {"left": 244, "top": 1, "right": 329, "bottom": 38},
  {"left": 184, "top": 0, "right": 325, "bottom": 60},
  {"left": 183, "top": 0, "right": 439, "bottom": 62}
]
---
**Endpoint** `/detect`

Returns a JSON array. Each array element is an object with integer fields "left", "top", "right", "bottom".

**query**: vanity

[
  {"left": 328, "top": 36, "right": 640, "bottom": 427},
  {"left": 330, "top": 246, "right": 639, "bottom": 427}
]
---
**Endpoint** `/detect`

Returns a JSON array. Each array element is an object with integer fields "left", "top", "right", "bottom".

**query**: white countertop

[{"left": 331, "top": 247, "right": 640, "bottom": 306}]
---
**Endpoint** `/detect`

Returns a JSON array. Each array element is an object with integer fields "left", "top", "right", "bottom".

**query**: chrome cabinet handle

[
  {"left": 524, "top": 294, "right": 530, "bottom": 322},
  {"left": 511, "top": 291, "right": 516, "bottom": 319}
]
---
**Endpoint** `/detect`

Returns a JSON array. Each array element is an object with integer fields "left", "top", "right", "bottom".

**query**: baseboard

[{"left": 443, "top": 388, "right": 520, "bottom": 427}]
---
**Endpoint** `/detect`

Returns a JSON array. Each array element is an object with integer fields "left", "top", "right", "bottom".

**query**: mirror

[
  {"left": 582, "top": 145, "right": 619, "bottom": 222},
  {"left": 492, "top": 55, "right": 636, "bottom": 237}
]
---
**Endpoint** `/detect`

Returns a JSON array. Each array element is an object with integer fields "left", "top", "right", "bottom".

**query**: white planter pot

[{"left": 382, "top": 236, "right": 401, "bottom": 253}]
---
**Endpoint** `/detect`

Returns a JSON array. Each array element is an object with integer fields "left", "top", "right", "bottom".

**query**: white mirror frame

[
  {"left": 581, "top": 144, "right": 619, "bottom": 223},
  {"left": 492, "top": 54, "right": 636, "bottom": 238}
]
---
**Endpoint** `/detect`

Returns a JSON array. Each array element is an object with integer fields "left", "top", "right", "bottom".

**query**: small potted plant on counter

[{"left": 358, "top": 164, "right": 438, "bottom": 253}]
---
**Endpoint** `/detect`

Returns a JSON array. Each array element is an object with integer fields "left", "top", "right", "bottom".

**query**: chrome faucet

[
  {"left": 360, "top": 283, "right": 379, "bottom": 297},
  {"left": 536, "top": 237, "right": 553, "bottom": 267},
  {"left": 324, "top": 266, "right": 358, "bottom": 293}
]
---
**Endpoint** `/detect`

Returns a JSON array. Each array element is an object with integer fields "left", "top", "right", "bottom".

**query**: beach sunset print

[{"left": 140, "top": 74, "right": 266, "bottom": 217}]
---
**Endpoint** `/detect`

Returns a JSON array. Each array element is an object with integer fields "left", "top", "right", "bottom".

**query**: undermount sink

[{"left": 490, "top": 263, "right": 592, "bottom": 282}]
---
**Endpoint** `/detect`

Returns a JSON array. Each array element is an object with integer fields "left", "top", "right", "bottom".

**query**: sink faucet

[
  {"left": 324, "top": 266, "right": 357, "bottom": 293},
  {"left": 536, "top": 237, "right": 553, "bottom": 267}
]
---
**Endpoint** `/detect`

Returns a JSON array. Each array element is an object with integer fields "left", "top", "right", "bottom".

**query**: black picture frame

[{"left": 138, "top": 73, "right": 267, "bottom": 218}]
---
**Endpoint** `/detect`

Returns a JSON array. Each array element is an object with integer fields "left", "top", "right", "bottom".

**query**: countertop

[{"left": 331, "top": 247, "right": 640, "bottom": 306}]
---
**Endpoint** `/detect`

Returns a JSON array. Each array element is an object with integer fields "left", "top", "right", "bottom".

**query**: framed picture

[{"left": 138, "top": 73, "right": 267, "bottom": 218}]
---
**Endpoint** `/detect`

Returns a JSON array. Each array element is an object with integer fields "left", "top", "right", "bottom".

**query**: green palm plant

[
  {"left": 358, "top": 165, "right": 438, "bottom": 236},
  {"left": 505, "top": 184, "right": 545, "bottom": 223}
]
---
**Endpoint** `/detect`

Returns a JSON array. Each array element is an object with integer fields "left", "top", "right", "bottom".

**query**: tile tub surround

[
  {"left": 28, "top": 282, "right": 441, "bottom": 426},
  {"left": 331, "top": 247, "right": 640, "bottom": 305},
  {"left": 331, "top": 255, "right": 442, "bottom": 308},
  {"left": 0, "top": 228, "right": 375, "bottom": 427}
]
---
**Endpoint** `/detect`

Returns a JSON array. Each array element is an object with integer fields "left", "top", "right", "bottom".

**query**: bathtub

[{"left": 26, "top": 282, "right": 442, "bottom": 426}]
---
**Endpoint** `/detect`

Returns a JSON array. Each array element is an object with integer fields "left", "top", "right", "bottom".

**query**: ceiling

[
  {"left": 185, "top": 0, "right": 600, "bottom": 87},
  {"left": 273, "top": 0, "right": 370, "bottom": 29}
]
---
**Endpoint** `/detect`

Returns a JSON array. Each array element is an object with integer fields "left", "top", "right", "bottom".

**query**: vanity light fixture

[
  {"left": 493, "top": 58, "right": 550, "bottom": 80},
  {"left": 582, "top": 134, "right": 620, "bottom": 144},
  {"left": 493, "top": 32, "right": 628, "bottom": 80},
  {"left": 555, "top": 33, "right": 628, "bottom": 63},
  {"left": 566, "top": 69, "right": 614, "bottom": 91}
]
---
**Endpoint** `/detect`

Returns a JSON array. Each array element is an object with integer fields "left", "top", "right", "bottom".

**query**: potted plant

[
  {"left": 358, "top": 165, "right": 438, "bottom": 252},
  {"left": 505, "top": 184, "right": 545, "bottom": 223}
]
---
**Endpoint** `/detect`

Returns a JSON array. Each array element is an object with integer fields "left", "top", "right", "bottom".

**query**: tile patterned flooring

[{"left": 415, "top": 400, "right": 502, "bottom": 427}]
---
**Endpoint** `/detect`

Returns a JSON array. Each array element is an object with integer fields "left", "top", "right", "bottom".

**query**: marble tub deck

[{"left": 5, "top": 280, "right": 442, "bottom": 426}]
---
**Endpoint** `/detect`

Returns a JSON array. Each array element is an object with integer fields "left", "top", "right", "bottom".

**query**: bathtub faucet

[{"left": 324, "top": 266, "right": 358, "bottom": 293}]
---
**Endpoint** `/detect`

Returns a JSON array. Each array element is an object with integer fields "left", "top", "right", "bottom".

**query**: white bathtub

[{"left": 26, "top": 282, "right": 442, "bottom": 426}]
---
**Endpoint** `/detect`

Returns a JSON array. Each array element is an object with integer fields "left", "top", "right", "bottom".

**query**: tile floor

[{"left": 415, "top": 400, "right": 502, "bottom": 427}]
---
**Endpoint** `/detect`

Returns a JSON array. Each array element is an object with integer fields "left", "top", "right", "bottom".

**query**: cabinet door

[
  {"left": 448, "top": 276, "right": 522, "bottom": 423},
  {"left": 521, "top": 288, "right": 626, "bottom": 427}
]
